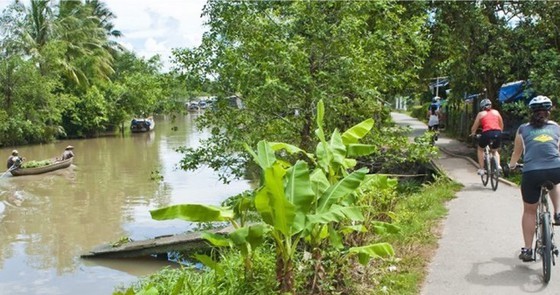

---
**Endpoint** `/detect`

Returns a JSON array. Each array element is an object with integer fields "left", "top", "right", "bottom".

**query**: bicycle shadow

[
  {"left": 460, "top": 184, "right": 494, "bottom": 193},
  {"left": 466, "top": 256, "right": 549, "bottom": 293}
]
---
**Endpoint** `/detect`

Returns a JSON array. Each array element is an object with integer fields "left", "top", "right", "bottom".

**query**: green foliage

[
  {"left": 150, "top": 170, "right": 164, "bottom": 182},
  {"left": 150, "top": 100, "right": 395, "bottom": 293},
  {"left": 111, "top": 236, "right": 133, "bottom": 248},
  {"left": 173, "top": 1, "right": 430, "bottom": 183},
  {"left": 20, "top": 160, "right": 52, "bottom": 169},
  {"left": 113, "top": 248, "right": 277, "bottom": 295},
  {"left": 354, "top": 176, "right": 460, "bottom": 294},
  {"left": 0, "top": 2, "right": 176, "bottom": 144}
]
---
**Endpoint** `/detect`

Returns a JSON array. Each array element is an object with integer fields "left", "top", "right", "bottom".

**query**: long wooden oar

[{"left": 0, "top": 164, "right": 18, "bottom": 178}]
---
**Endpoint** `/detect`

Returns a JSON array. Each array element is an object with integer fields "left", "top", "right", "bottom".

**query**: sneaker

[
  {"left": 554, "top": 213, "right": 560, "bottom": 225},
  {"left": 477, "top": 169, "right": 485, "bottom": 176},
  {"left": 519, "top": 248, "right": 533, "bottom": 262}
]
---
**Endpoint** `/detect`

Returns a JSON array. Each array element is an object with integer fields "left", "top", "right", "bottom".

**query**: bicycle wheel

[
  {"left": 540, "top": 213, "right": 552, "bottom": 283},
  {"left": 490, "top": 157, "right": 499, "bottom": 191},
  {"left": 481, "top": 155, "right": 489, "bottom": 186}
]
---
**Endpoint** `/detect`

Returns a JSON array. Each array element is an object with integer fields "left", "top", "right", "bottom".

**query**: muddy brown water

[{"left": 0, "top": 113, "right": 252, "bottom": 295}]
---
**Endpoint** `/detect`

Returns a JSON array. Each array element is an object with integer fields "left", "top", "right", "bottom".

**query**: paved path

[{"left": 391, "top": 112, "right": 560, "bottom": 294}]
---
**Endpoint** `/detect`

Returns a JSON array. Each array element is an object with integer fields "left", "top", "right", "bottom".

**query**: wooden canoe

[{"left": 10, "top": 158, "right": 73, "bottom": 176}]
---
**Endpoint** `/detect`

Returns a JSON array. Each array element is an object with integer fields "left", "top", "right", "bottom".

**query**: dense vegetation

[
  {"left": 0, "top": 0, "right": 185, "bottom": 145},
  {"left": 3, "top": 0, "right": 560, "bottom": 294}
]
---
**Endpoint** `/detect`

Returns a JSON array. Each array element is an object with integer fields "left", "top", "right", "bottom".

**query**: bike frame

[
  {"left": 534, "top": 181, "right": 556, "bottom": 283},
  {"left": 478, "top": 135, "right": 499, "bottom": 190}
]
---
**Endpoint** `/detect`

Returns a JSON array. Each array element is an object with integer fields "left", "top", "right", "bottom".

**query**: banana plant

[{"left": 149, "top": 99, "right": 396, "bottom": 293}]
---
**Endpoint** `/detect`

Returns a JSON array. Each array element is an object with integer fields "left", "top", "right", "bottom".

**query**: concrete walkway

[{"left": 391, "top": 112, "right": 560, "bottom": 294}]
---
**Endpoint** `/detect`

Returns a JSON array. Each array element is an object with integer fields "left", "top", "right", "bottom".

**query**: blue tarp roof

[{"left": 498, "top": 80, "right": 534, "bottom": 103}]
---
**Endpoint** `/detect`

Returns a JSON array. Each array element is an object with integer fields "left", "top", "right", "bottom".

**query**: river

[{"left": 0, "top": 113, "right": 253, "bottom": 295}]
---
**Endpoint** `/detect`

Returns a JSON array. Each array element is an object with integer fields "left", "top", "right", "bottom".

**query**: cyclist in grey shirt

[{"left": 509, "top": 95, "right": 560, "bottom": 262}]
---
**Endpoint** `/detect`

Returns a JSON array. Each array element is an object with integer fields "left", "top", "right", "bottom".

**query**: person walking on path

[
  {"left": 507, "top": 95, "right": 560, "bottom": 262},
  {"left": 470, "top": 98, "right": 504, "bottom": 176},
  {"left": 427, "top": 102, "right": 441, "bottom": 140}
]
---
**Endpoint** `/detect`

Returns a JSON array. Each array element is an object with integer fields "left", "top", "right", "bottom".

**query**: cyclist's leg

[
  {"left": 477, "top": 132, "right": 489, "bottom": 172},
  {"left": 520, "top": 172, "right": 541, "bottom": 249},
  {"left": 547, "top": 167, "right": 560, "bottom": 222},
  {"left": 522, "top": 202, "right": 538, "bottom": 248},
  {"left": 490, "top": 131, "right": 502, "bottom": 169}
]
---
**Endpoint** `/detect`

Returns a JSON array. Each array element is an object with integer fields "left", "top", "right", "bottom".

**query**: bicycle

[
  {"left": 514, "top": 164, "right": 559, "bottom": 283},
  {"left": 475, "top": 134, "right": 500, "bottom": 191},
  {"left": 428, "top": 125, "right": 439, "bottom": 146}
]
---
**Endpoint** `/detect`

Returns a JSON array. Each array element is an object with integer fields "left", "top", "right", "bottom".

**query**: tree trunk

[{"left": 276, "top": 253, "right": 294, "bottom": 294}]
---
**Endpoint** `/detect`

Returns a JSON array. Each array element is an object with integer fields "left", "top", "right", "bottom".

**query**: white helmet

[
  {"left": 479, "top": 99, "right": 491, "bottom": 110},
  {"left": 529, "top": 95, "right": 552, "bottom": 111}
]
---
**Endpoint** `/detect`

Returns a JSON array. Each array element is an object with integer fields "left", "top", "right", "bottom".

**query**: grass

[{"left": 359, "top": 175, "right": 462, "bottom": 294}]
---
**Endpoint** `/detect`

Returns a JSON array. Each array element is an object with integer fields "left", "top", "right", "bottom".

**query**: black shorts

[
  {"left": 428, "top": 124, "right": 439, "bottom": 131},
  {"left": 478, "top": 130, "right": 501, "bottom": 149},
  {"left": 521, "top": 167, "right": 560, "bottom": 204}
]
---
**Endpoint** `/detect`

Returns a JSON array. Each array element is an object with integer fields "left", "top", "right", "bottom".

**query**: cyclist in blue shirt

[{"left": 508, "top": 95, "right": 560, "bottom": 262}]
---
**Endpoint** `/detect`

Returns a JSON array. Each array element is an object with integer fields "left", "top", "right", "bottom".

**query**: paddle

[{"left": 0, "top": 163, "right": 18, "bottom": 178}]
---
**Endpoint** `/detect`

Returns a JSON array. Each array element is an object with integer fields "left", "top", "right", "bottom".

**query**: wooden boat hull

[
  {"left": 130, "top": 117, "right": 155, "bottom": 133},
  {"left": 10, "top": 158, "right": 73, "bottom": 176}
]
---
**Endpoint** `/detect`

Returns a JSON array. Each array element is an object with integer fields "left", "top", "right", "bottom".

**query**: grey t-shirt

[{"left": 518, "top": 121, "right": 560, "bottom": 172}]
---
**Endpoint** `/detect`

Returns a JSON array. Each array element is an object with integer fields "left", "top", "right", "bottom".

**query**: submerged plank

[{"left": 81, "top": 226, "right": 234, "bottom": 259}]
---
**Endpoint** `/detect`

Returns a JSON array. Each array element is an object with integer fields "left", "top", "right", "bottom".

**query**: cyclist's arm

[
  {"left": 497, "top": 111, "right": 504, "bottom": 130},
  {"left": 470, "top": 112, "right": 481, "bottom": 136},
  {"left": 509, "top": 131, "right": 523, "bottom": 169}
]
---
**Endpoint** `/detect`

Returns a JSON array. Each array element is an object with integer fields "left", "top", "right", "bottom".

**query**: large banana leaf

[
  {"left": 254, "top": 163, "right": 296, "bottom": 236},
  {"left": 315, "top": 99, "right": 326, "bottom": 143},
  {"left": 270, "top": 142, "right": 314, "bottom": 160},
  {"left": 201, "top": 232, "right": 231, "bottom": 247},
  {"left": 349, "top": 242, "right": 395, "bottom": 265},
  {"left": 150, "top": 204, "right": 233, "bottom": 222},
  {"left": 316, "top": 168, "right": 368, "bottom": 213},
  {"left": 285, "top": 161, "right": 315, "bottom": 213},
  {"left": 229, "top": 224, "right": 269, "bottom": 248},
  {"left": 315, "top": 141, "right": 331, "bottom": 174},
  {"left": 307, "top": 204, "right": 364, "bottom": 224},
  {"left": 285, "top": 161, "right": 316, "bottom": 232},
  {"left": 341, "top": 118, "right": 374, "bottom": 144},
  {"left": 347, "top": 144, "right": 377, "bottom": 157},
  {"left": 329, "top": 130, "right": 347, "bottom": 168},
  {"left": 244, "top": 140, "right": 276, "bottom": 170},
  {"left": 310, "top": 168, "right": 330, "bottom": 197}
]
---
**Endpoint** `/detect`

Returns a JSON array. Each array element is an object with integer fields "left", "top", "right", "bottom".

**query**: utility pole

[{"left": 431, "top": 76, "right": 448, "bottom": 98}]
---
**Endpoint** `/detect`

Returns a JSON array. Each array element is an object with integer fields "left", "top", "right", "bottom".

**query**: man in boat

[
  {"left": 6, "top": 150, "right": 22, "bottom": 169},
  {"left": 61, "top": 145, "right": 74, "bottom": 160}
]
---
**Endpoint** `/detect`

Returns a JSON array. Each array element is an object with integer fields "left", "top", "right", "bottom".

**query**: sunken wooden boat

[{"left": 10, "top": 158, "right": 73, "bottom": 176}]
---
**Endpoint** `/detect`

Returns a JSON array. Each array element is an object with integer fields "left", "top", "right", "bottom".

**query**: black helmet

[
  {"left": 529, "top": 95, "right": 553, "bottom": 111},
  {"left": 479, "top": 99, "right": 491, "bottom": 110}
]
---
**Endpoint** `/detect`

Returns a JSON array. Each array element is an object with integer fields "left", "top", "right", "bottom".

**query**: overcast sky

[{"left": 0, "top": 0, "right": 208, "bottom": 69}]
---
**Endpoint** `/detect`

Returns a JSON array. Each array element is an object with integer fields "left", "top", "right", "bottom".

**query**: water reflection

[{"left": 0, "top": 113, "right": 252, "bottom": 295}]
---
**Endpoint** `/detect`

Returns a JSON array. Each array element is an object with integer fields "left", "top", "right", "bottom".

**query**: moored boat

[
  {"left": 10, "top": 158, "right": 73, "bottom": 176},
  {"left": 130, "top": 117, "right": 155, "bottom": 133}
]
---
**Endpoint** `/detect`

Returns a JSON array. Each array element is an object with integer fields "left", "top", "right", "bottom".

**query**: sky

[{"left": 0, "top": 0, "right": 208, "bottom": 70}]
